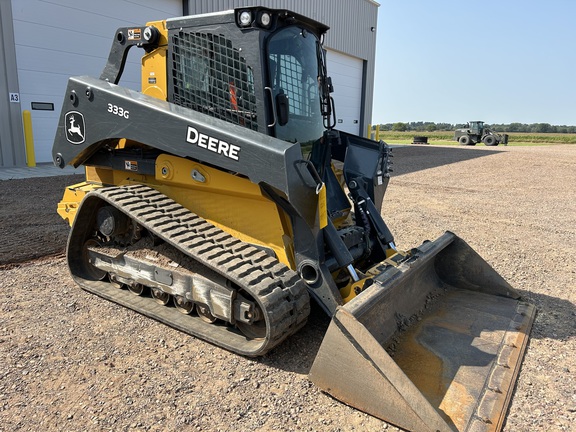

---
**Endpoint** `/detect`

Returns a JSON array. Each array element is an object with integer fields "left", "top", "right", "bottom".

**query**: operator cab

[
  {"left": 468, "top": 121, "right": 484, "bottom": 133},
  {"left": 166, "top": 7, "right": 332, "bottom": 148}
]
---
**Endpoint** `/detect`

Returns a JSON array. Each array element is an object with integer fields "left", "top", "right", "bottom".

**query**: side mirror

[{"left": 276, "top": 92, "right": 289, "bottom": 126}]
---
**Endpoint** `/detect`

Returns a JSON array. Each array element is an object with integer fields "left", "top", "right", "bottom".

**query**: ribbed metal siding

[
  {"left": 186, "top": 0, "right": 377, "bottom": 59},
  {"left": 9, "top": 0, "right": 183, "bottom": 164},
  {"left": 185, "top": 0, "right": 378, "bottom": 134}
]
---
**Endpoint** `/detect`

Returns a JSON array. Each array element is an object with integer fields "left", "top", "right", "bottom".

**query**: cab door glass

[{"left": 267, "top": 27, "right": 324, "bottom": 149}]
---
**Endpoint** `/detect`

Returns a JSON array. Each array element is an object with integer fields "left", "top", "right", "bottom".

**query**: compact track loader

[{"left": 52, "top": 8, "right": 535, "bottom": 431}]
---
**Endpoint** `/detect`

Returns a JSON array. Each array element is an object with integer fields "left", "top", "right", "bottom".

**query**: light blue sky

[{"left": 372, "top": 0, "right": 576, "bottom": 125}]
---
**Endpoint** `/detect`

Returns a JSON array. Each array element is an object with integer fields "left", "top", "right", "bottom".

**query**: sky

[{"left": 372, "top": 0, "right": 576, "bottom": 126}]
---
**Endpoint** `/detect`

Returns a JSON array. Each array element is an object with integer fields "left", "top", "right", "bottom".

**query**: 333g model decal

[{"left": 107, "top": 103, "right": 130, "bottom": 119}]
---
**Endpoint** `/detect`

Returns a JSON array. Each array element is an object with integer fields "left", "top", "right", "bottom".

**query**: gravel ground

[{"left": 0, "top": 144, "right": 574, "bottom": 431}]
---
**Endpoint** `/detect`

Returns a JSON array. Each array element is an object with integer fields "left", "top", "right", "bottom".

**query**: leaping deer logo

[
  {"left": 68, "top": 115, "right": 84, "bottom": 139},
  {"left": 65, "top": 111, "right": 85, "bottom": 144}
]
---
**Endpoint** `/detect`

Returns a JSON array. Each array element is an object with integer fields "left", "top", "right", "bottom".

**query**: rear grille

[{"left": 171, "top": 31, "right": 258, "bottom": 130}]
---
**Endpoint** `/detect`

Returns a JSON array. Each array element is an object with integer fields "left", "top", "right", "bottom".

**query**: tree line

[{"left": 376, "top": 122, "right": 576, "bottom": 134}]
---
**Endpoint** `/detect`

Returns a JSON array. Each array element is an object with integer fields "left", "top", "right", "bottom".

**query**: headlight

[
  {"left": 238, "top": 11, "right": 252, "bottom": 27},
  {"left": 259, "top": 11, "right": 272, "bottom": 28}
]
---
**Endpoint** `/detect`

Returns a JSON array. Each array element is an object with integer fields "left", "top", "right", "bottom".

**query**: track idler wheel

[
  {"left": 235, "top": 299, "right": 266, "bottom": 340},
  {"left": 83, "top": 239, "right": 107, "bottom": 281}
]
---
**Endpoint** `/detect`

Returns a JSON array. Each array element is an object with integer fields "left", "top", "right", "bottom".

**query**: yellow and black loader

[{"left": 52, "top": 7, "right": 535, "bottom": 431}]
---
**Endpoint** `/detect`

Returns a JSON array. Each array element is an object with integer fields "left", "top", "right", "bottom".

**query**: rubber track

[{"left": 72, "top": 184, "right": 310, "bottom": 356}]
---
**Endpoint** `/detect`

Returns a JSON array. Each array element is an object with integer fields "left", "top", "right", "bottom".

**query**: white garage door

[
  {"left": 326, "top": 50, "right": 363, "bottom": 135},
  {"left": 11, "top": 0, "right": 181, "bottom": 163}
]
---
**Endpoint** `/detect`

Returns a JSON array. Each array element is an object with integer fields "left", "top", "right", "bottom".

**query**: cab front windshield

[{"left": 267, "top": 26, "right": 325, "bottom": 147}]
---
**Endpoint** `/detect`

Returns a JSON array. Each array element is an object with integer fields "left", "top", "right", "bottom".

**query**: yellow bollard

[
  {"left": 22, "top": 110, "right": 36, "bottom": 167},
  {"left": 375, "top": 124, "right": 381, "bottom": 141},
  {"left": 367, "top": 123, "right": 372, "bottom": 139}
]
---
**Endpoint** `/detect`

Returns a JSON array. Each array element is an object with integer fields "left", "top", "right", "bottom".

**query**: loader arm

[{"left": 53, "top": 76, "right": 315, "bottom": 220}]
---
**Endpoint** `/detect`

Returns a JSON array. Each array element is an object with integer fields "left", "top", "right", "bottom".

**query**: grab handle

[{"left": 265, "top": 87, "right": 277, "bottom": 127}]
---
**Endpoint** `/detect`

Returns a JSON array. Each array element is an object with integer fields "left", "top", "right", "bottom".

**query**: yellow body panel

[
  {"left": 330, "top": 162, "right": 352, "bottom": 227},
  {"left": 338, "top": 277, "right": 373, "bottom": 304},
  {"left": 317, "top": 183, "right": 328, "bottom": 229},
  {"left": 141, "top": 20, "right": 169, "bottom": 99},
  {"left": 57, "top": 178, "right": 104, "bottom": 226},
  {"left": 60, "top": 155, "right": 295, "bottom": 269},
  {"left": 153, "top": 154, "right": 295, "bottom": 268}
]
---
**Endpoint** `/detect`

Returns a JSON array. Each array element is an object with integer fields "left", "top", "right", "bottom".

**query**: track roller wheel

[
  {"left": 128, "top": 283, "right": 146, "bottom": 296},
  {"left": 151, "top": 287, "right": 170, "bottom": 305},
  {"left": 174, "top": 296, "right": 194, "bottom": 315},
  {"left": 196, "top": 304, "right": 217, "bottom": 323},
  {"left": 109, "top": 274, "right": 124, "bottom": 289}
]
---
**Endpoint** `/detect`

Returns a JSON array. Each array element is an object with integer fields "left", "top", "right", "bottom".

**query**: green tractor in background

[{"left": 454, "top": 121, "right": 509, "bottom": 146}]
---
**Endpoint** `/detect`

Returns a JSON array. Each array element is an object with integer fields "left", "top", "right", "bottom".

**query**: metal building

[{"left": 0, "top": 0, "right": 378, "bottom": 167}]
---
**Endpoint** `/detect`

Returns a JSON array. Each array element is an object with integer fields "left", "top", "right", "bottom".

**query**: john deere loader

[{"left": 52, "top": 7, "right": 535, "bottom": 431}]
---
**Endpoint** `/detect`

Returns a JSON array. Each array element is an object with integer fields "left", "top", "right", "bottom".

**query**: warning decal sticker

[{"left": 127, "top": 29, "right": 141, "bottom": 40}]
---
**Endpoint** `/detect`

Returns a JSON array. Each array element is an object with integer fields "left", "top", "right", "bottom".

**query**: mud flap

[{"left": 309, "top": 232, "right": 535, "bottom": 432}]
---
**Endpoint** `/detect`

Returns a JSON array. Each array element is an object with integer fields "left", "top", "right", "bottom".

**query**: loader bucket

[{"left": 309, "top": 231, "right": 535, "bottom": 432}]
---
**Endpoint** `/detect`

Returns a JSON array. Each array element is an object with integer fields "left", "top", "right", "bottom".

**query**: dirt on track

[{"left": 1, "top": 145, "right": 575, "bottom": 432}]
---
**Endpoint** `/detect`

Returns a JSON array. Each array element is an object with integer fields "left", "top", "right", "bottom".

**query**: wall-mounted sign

[{"left": 9, "top": 93, "right": 20, "bottom": 103}]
